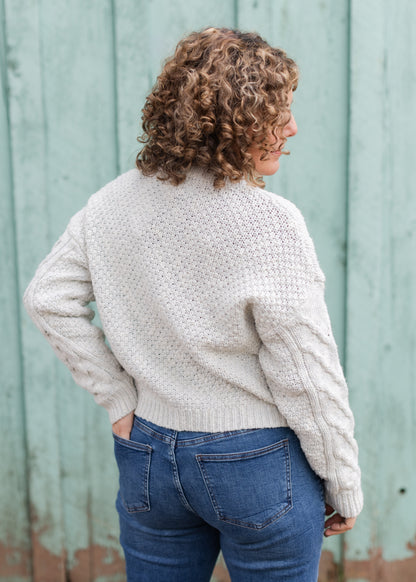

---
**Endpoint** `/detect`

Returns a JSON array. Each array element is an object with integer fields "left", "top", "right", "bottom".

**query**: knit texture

[{"left": 23, "top": 166, "right": 363, "bottom": 517}]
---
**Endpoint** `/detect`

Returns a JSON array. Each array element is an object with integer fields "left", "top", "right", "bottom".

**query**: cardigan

[{"left": 23, "top": 166, "right": 363, "bottom": 517}]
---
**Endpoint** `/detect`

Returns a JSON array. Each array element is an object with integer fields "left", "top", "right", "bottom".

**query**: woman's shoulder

[
  {"left": 85, "top": 168, "right": 142, "bottom": 208},
  {"left": 239, "top": 182, "right": 310, "bottom": 247},
  {"left": 253, "top": 186, "right": 309, "bottom": 232},
  {"left": 246, "top": 185, "right": 325, "bottom": 282}
]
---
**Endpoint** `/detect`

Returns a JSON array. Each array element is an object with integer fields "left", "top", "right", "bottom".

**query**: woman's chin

[{"left": 258, "top": 160, "right": 281, "bottom": 176}]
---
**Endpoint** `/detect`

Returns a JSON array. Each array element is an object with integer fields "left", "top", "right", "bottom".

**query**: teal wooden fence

[{"left": 1, "top": 1, "right": 415, "bottom": 580}]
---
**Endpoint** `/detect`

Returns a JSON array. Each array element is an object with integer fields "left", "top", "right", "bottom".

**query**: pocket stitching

[
  {"left": 196, "top": 439, "right": 288, "bottom": 462},
  {"left": 112, "top": 432, "right": 152, "bottom": 453},
  {"left": 114, "top": 437, "right": 152, "bottom": 513},
  {"left": 196, "top": 438, "right": 293, "bottom": 530}
]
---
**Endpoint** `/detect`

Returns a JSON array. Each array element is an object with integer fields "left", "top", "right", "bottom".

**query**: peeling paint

[
  {"left": 1, "top": 508, "right": 126, "bottom": 582},
  {"left": 3, "top": 537, "right": 416, "bottom": 581},
  {"left": 211, "top": 554, "right": 231, "bottom": 582},
  {"left": 0, "top": 540, "right": 31, "bottom": 579},
  {"left": 31, "top": 527, "right": 66, "bottom": 582},
  {"left": 0, "top": 539, "right": 126, "bottom": 582},
  {"left": 28, "top": 505, "right": 66, "bottom": 582},
  {"left": 345, "top": 540, "right": 416, "bottom": 582},
  {"left": 69, "top": 544, "right": 126, "bottom": 581},
  {"left": 318, "top": 550, "right": 341, "bottom": 582}
]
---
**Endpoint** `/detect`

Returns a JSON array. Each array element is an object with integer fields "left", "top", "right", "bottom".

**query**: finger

[
  {"left": 325, "top": 504, "right": 335, "bottom": 516},
  {"left": 324, "top": 525, "right": 350, "bottom": 537},
  {"left": 325, "top": 513, "right": 344, "bottom": 528},
  {"left": 325, "top": 527, "right": 344, "bottom": 537},
  {"left": 325, "top": 514, "right": 356, "bottom": 528},
  {"left": 324, "top": 518, "right": 355, "bottom": 537},
  {"left": 117, "top": 420, "right": 133, "bottom": 433},
  {"left": 112, "top": 418, "right": 134, "bottom": 439},
  {"left": 112, "top": 412, "right": 134, "bottom": 432}
]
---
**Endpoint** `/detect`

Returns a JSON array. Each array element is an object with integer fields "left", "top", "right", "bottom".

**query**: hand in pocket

[{"left": 112, "top": 410, "right": 135, "bottom": 440}]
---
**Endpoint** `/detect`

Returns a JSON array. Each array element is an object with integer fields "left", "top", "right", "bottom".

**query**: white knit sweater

[{"left": 23, "top": 166, "right": 363, "bottom": 517}]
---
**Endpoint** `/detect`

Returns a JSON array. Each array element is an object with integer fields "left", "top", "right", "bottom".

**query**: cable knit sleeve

[
  {"left": 22, "top": 208, "right": 138, "bottom": 424},
  {"left": 251, "top": 200, "right": 363, "bottom": 518}
]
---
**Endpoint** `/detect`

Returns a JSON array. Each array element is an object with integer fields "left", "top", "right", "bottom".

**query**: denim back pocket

[
  {"left": 196, "top": 438, "right": 292, "bottom": 529},
  {"left": 113, "top": 433, "right": 152, "bottom": 513}
]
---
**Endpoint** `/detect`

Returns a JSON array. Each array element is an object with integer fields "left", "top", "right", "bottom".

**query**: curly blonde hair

[{"left": 136, "top": 27, "right": 298, "bottom": 188}]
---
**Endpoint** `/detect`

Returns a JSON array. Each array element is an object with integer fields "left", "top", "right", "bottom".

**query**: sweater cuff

[
  {"left": 99, "top": 380, "right": 138, "bottom": 424},
  {"left": 325, "top": 486, "right": 364, "bottom": 518}
]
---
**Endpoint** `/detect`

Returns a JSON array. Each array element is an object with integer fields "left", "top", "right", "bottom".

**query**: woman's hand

[
  {"left": 112, "top": 411, "right": 134, "bottom": 440},
  {"left": 324, "top": 504, "right": 356, "bottom": 537}
]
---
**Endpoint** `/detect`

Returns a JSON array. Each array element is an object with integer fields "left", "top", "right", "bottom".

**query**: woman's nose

[{"left": 284, "top": 114, "right": 298, "bottom": 138}]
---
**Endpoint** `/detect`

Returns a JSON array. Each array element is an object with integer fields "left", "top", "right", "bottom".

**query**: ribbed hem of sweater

[
  {"left": 135, "top": 390, "right": 289, "bottom": 432},
  {"left": 100, "top": 381, "right": 138, "bottom": 424},
  {"left": 326, "top": 486, "right": 364, "bottom": 518}
]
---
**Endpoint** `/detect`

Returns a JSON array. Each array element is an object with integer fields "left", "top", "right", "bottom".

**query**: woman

[{"left": 23, "top": 27, "right": 363, "bottom": 582}]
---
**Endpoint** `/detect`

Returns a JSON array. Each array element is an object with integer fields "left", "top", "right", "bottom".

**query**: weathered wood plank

[
  {"left": 0, "top": 0, "right": 32, "bottom": 580},
  {"left": 346, "top": 2, "right": 395, "bottom": 574}
]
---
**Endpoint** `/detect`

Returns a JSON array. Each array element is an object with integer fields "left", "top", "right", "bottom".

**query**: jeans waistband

[{"left": 133, "top": 415, "right": 281, "bottom": 447}]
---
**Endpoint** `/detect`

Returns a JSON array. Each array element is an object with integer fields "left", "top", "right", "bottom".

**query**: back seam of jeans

[
  {"left": 168, "top": 433, "right": 200, "bottom": 516},
  {"left": 134, "top": 417, "right": 173, "bottom": 443}
]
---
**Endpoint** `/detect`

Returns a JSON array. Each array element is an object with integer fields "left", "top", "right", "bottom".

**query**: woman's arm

[
  {"left": 22, "top": 208, "right": 138, "bottom": 424},
  {"left": 253, "top": 274, "right": 363, "bottom": 518}
]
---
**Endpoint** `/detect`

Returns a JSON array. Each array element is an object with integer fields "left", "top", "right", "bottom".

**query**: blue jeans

[{"left": 113, "top": 416, "right": 325, "bottom": 582}]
